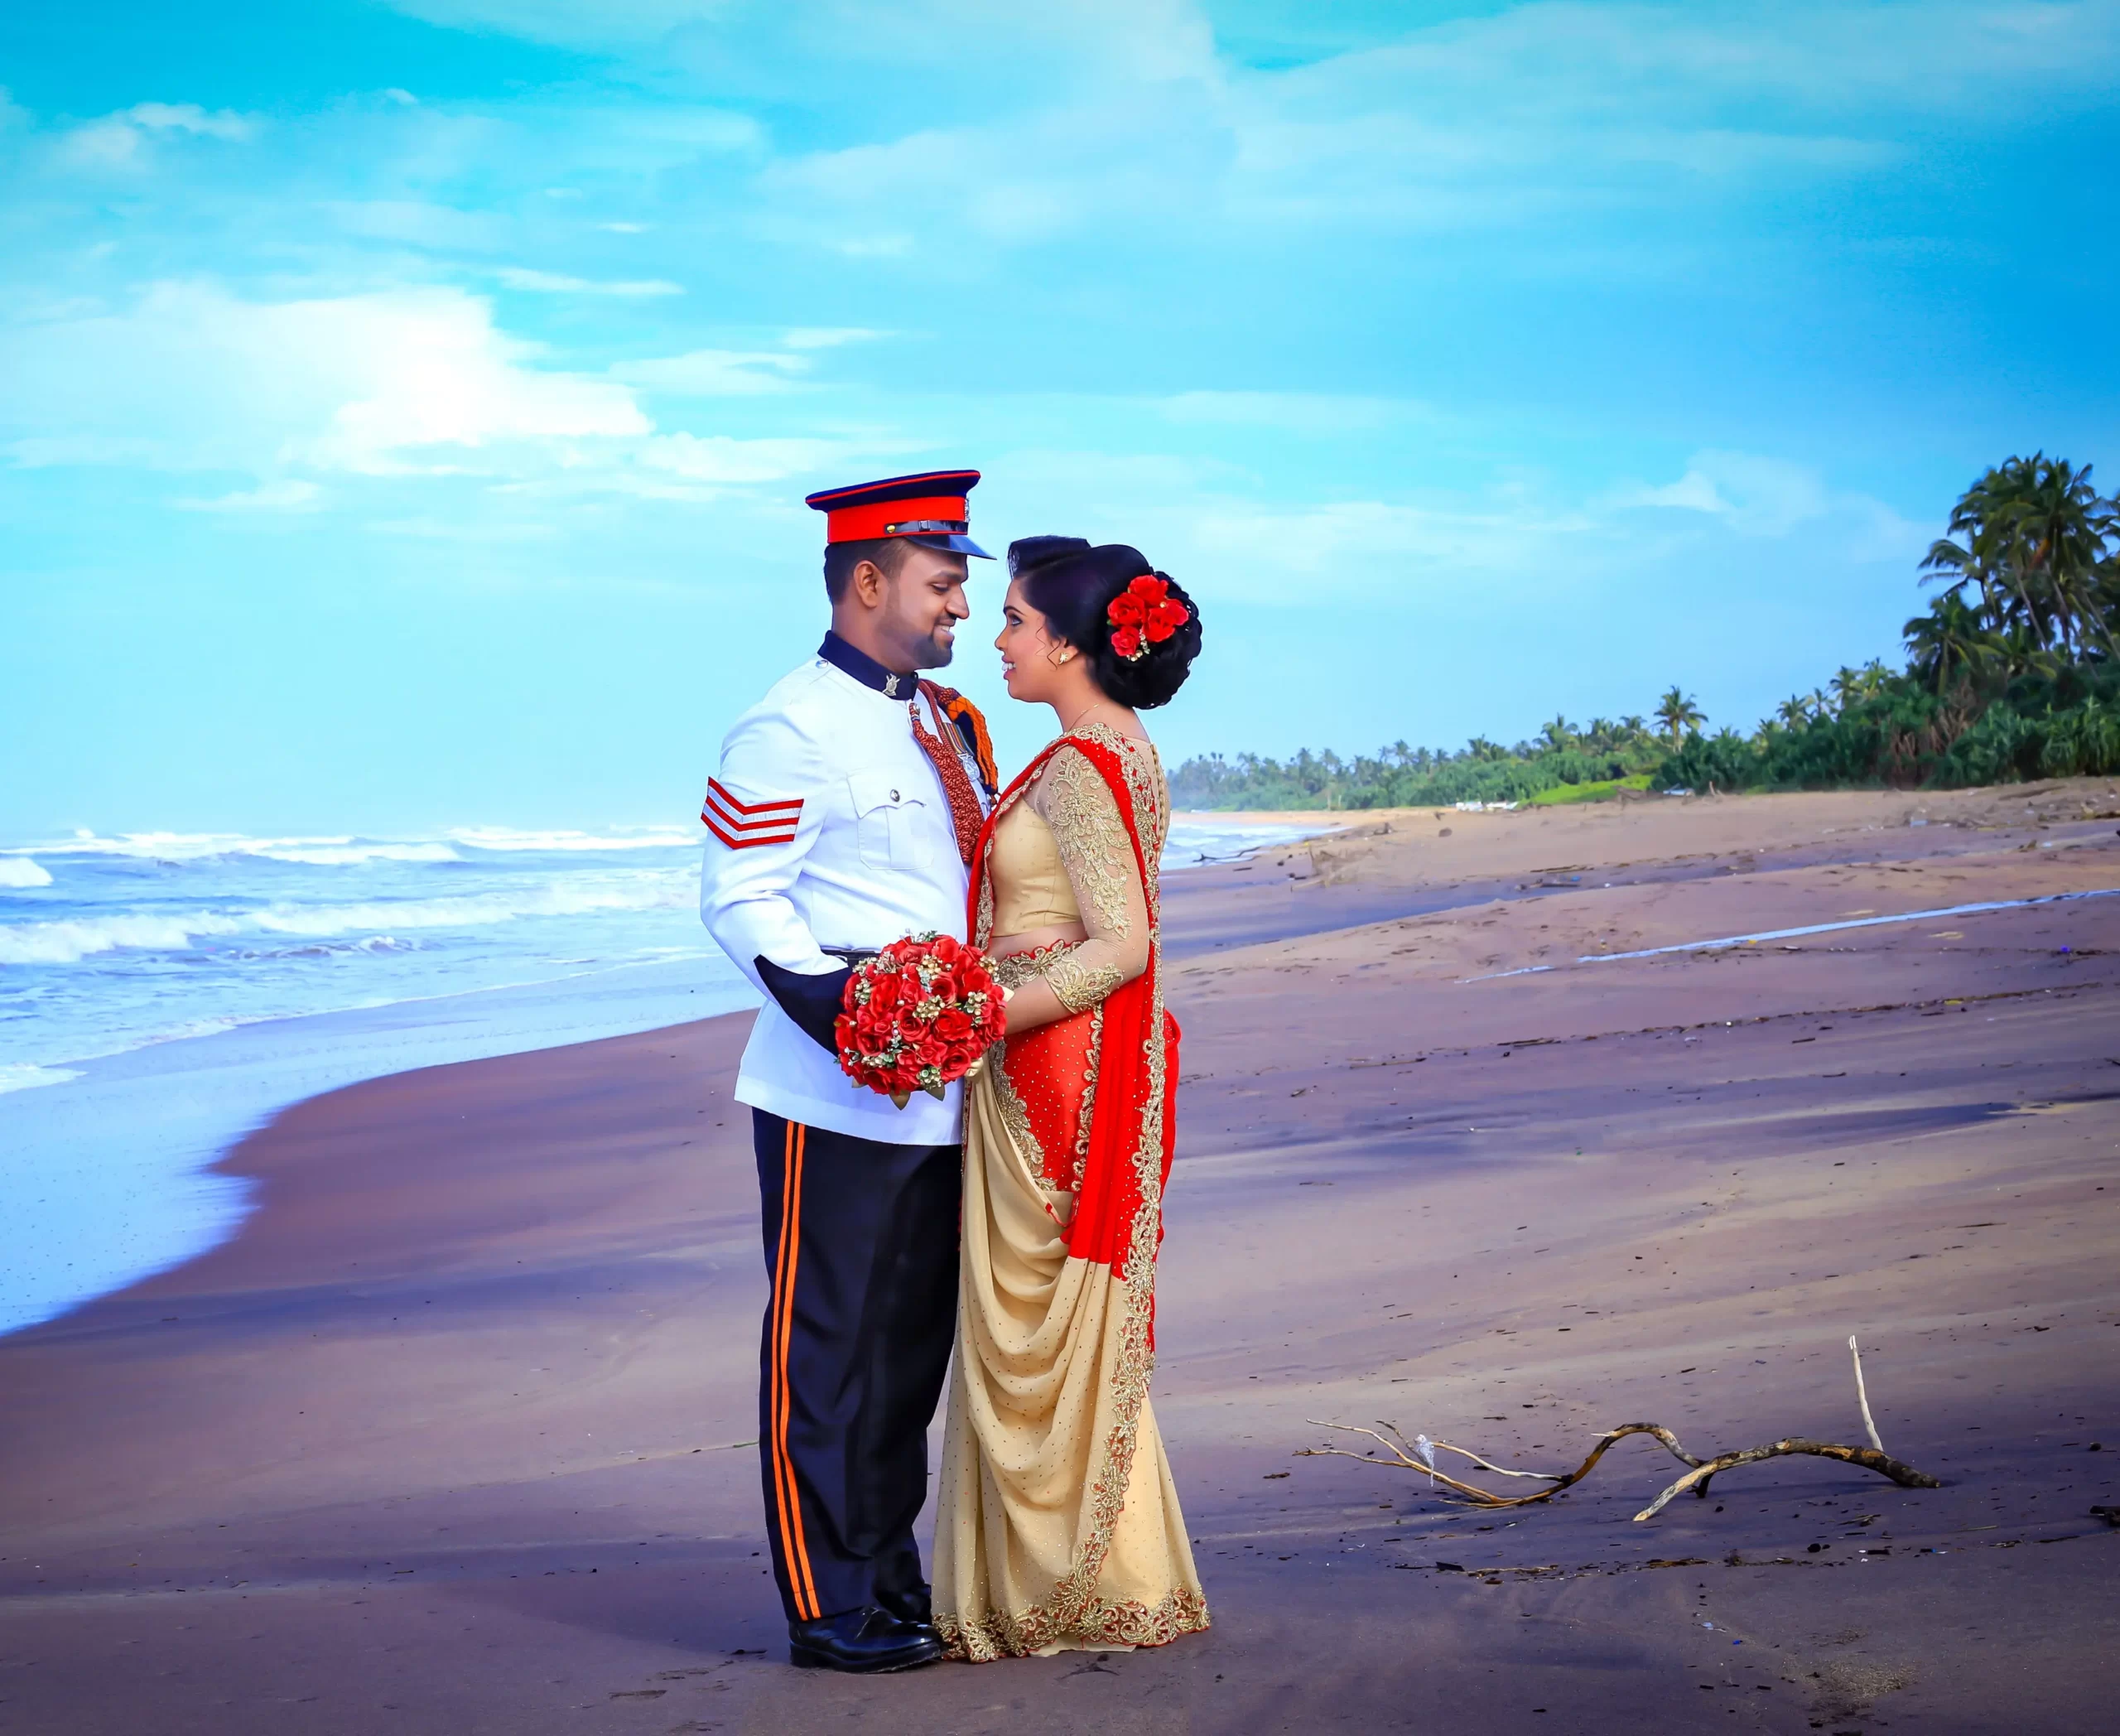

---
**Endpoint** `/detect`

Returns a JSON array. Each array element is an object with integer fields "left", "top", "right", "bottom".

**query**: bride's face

[{"left": 995, "top": 579, "right": 1071, "bottom": 703}]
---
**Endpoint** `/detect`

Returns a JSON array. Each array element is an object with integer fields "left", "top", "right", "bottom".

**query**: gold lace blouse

[{"left": 988, "top": 731, "right": 1166, "bottom": 1015}]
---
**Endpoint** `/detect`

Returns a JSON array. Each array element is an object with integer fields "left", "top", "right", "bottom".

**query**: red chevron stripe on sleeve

[{"left": 702, "top": 779, "right": 803, "bottom": 850}]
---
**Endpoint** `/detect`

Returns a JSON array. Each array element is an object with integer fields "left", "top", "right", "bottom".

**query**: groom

[{"left": 698, "top": 471, "right": 999, "bottom": 1672}]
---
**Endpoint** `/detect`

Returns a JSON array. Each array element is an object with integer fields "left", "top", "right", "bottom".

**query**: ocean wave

[
  {"left": 0, "top": 870, "right": 693, "bottom": 964},
  {"left": 0, "top": 1062, "right": 84, "bottom": 1095},
  {"left": 0, "top": 857, "right": 53, "bottom": 888},
  {"left": 0, "top": 911, "right": 246, "bottom": 964},
  {"left": 243, "top": 875, "right": 692, "bottom": 938},
  {"left": 6, "top": 827, "right": 696, "bottom": 863},
  {"left": 450, "top": 826, "right": 696, "bottom": 852},
  {"left": 9, "top": 832, "right": 466, "bottom": 867},
  {"left": 246, "top": 841, "right": 462, "bottom": 866},
  {"left": 17, "top": 831, "right": 287, "bottom": 860}
]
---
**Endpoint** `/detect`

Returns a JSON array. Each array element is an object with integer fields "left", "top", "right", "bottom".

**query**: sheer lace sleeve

[{"left": 1026, "top": 744, "right": 1149, "bottom": 1013}]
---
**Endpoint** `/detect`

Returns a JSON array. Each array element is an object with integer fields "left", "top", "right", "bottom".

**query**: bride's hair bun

[{"left": 1006, "top": 538, "right": 1203, "bottom": 710}]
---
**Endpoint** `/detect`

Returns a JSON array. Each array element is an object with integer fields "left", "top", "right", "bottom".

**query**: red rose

[
  {"left": 1110, "top": 626, "right": 1143, "bottom": 659},
  {"left": 1107, "top": 593, "right": 1145, "bottom": 629},
  {"left": 836, "top": 933, "right": 1011, "bottom": 1098},
  {"left": 1144, "top": 599, "right": 1187, "bottom": 643},
  {"left": 1125, "top": 574, "right": 1165, "bottom": 602}
]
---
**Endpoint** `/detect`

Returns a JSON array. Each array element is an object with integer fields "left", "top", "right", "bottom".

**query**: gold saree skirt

[{"left": 931, "top": 1034, "right": 1209, "bottom": 1661}]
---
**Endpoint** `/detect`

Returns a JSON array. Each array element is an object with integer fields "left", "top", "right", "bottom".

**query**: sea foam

[{"left": 0, "top": 856, "right": 53, "bottom": 888}]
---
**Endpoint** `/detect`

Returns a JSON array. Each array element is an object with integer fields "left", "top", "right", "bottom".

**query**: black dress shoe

[
  {"left": 788, "top": 1606, "right": 942, "bottom": 1673},
  {"left": 876, "top": 1580, "right": 932, "bottom": 1627}
]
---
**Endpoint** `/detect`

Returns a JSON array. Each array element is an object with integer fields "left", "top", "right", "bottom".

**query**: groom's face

[{"left": 878, "top": 544, "right": 971, "bottom": 669}]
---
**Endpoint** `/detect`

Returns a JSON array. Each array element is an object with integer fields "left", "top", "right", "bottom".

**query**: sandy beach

[{"left": 4, "top": 781, "right": 2118, "bottom": 1734}]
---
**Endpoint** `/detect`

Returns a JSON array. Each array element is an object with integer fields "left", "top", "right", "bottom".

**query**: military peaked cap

[{"left": 804, "top": 470, "right": 992, "bottom": 559}]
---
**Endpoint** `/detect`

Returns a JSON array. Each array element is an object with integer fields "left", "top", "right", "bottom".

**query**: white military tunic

[{"left": 700, "top": 648, "right": 984, "bottom": 1145}]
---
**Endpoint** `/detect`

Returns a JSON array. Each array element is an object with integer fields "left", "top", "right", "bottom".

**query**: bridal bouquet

[{"left": 836, "top": 932, "right": 1009, "bottom": 1108}]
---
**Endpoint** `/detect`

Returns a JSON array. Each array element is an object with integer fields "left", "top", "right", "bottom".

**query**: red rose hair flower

[{"left": 1106, "top": 573, "right": 1188, "bottom": 661}]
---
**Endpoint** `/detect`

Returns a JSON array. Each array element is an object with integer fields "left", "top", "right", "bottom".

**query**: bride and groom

[{"left": 698, "top": 470, "right": 1208, "bottom": 1671}]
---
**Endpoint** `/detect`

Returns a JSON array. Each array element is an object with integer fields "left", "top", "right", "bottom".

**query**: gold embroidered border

[
  {"left": 1071, "top": 1000, "right": 1102, "bottom": 1197},
  {"left": 937, "top": 1583, "right": 1210, "bottom": 1663},
  {"left": 981, "top": 1049, "right": 1072, "bottom": 1208}
]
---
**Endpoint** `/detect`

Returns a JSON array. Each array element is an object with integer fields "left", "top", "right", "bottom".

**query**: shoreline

[
  {"left": 0, "top": 819, "right": 1325, "bottom": 1339},
  {"left": 3, "top": 781, "right": 2117, "bottom": 1730}
]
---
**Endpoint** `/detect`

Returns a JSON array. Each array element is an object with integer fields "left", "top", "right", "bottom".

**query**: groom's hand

[{"left": 754, "top": 956, "right": 854, "bottom": 1055}]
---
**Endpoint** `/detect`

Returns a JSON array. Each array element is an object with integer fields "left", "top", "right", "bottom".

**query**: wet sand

[{"left": 4, "top": 783, "right": 2118, "bottom": 1734}]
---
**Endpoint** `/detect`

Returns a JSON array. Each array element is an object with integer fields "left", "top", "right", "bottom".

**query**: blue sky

[{"left": 2, "top": 1, "right": 2115, "bottom": 835}]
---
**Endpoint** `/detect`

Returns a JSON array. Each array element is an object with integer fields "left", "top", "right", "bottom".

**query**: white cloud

[
  {"left": 329, "top": 200, "right": 513, "bottom": 251},
  {"left": 383, "top": 0, "right": 730, "bottom": 48},
  {"left": 611, "top": 349, "right": 807, "bottom": 396},
  {"left": 58, "top": 101, "right": 255, "bottom": 170},
  {"left": 173, "top": 480, "right": 324, "bottom": 513},
  {"left": 783, "top": 327, "right": 886, "bottom": 350},
  {"left": 1612, "top": 449, "right": 1830, "bottom": 536},
  {"left": 494, "top": 267, "right": 684, "bottom": 296},
  {"left": 637, "top": 432, "right": 850, "bottom": 484},
  {"left": 751, "top": 2, "right": 2120, "bottom": 250},
  {"left": 385, "top": 0, "right": 1217, "bottom": 78},
  {"left": 608, "top": 330, "right": 884, "bottom": 395},
  {"left": 0, "top": 282, "right": 649, "bottom": 480},
  {"left": 1609, "top": 449, "right": 1927, "bottom": 557}
]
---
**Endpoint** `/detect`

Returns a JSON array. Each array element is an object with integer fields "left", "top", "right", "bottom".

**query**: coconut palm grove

[{"left": 1170, "top": 453, "right": 2120, "bottom": 811}]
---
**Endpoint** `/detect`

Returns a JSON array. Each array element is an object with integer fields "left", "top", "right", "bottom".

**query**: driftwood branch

[
  {"left": 1849, "top": 1335, "right": 1886, "bottom": 1454},
  {"left": 1298, "top": 1420, "right": 1939, "bottom": 1521},
  {"left": 1298, "top": 1342, "right": 1938, "bottom": 1521}
]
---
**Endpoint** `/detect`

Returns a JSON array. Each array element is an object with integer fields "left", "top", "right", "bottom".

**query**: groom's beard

[{"left": 913, "top": 629, "right": 956, "bottom": 669}]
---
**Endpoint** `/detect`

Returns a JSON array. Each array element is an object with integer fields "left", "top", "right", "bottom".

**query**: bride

[{"left": 932, "top": 536, "right": 1210, "bottom": 1661}]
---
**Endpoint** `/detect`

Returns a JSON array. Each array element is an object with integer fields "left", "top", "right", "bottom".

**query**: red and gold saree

[{"left": 932, "top": 723, "right": 1209, "bottom": 1661}]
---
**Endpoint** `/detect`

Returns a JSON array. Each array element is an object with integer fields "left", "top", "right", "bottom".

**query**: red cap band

[{"left": 823, "top": 494, "right": 968, "bottom": 543}]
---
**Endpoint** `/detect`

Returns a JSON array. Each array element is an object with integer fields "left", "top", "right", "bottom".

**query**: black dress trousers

[{"left": 752, "top": 1109, "right": 961, "bottom": 1624}]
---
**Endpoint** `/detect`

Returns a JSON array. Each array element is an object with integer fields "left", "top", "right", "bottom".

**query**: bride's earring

[{"left": 1047, "top": 645, "right": 1072, "bottom": 667}]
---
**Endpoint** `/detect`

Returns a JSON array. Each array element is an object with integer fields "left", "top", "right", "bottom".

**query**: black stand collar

[{"left": 820, "top": 631, "right": 918, "bottom": 702}]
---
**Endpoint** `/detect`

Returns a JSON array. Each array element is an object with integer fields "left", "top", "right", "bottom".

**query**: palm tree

[
  {"left": 1923, "top": 454, "right": 2119, "bottom": 658},
  {"left": 1655, "top": 687, "right": 1705, "bottom": 746},
  {"left": 1536, "top": 716, "right": 1577, "bottom": 753},
  {"left": 1775, "top": 694, "right": 1812, "bottom": 729},
  {"left": 1904, "top": 591, "right": 2002, "bottom": 695},
  {"left": 2007, "top": 455, "right": 2117, "bottom": 658}
]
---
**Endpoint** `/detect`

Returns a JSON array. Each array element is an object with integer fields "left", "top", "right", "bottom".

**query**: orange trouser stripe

[{"left": 768, "top": 1121, "right": 820, "bottom": 1620}]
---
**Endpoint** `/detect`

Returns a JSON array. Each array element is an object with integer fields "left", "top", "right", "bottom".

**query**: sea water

[{"left": 0, "top": 817, "right": 1317, "bottom": 1335}]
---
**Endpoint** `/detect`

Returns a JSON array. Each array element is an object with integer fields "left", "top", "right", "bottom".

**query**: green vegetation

[
  {"left": 1526, "top": 774, "right": 1654, "bottom": 807},
  {"left": 1170, "top": 452, "right": 2120, "bottom": 810}
]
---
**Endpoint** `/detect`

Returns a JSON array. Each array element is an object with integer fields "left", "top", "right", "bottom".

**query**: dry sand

[{"left": 4, "top": 782, "right": 2118, "bottom": 1734}]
